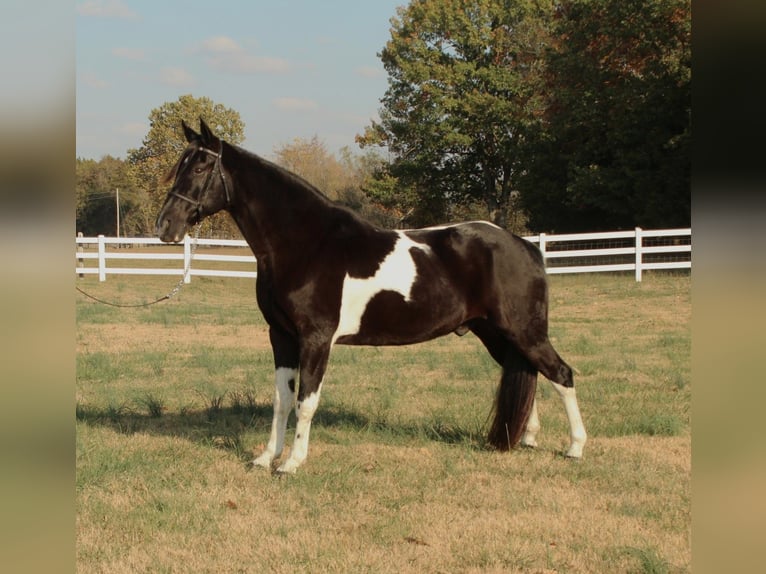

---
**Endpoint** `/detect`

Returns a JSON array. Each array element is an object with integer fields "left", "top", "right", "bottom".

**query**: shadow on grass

[
  {"left": 76, "top": 399, "right": 489, "bottom": 462},
  {"left": 75, "top": 401, "right": 273, "bottom": 461}
]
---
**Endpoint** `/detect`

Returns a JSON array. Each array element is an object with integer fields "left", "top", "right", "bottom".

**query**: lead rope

[{"left": 75, "top": 224, "right": 202, "bottom": 308}]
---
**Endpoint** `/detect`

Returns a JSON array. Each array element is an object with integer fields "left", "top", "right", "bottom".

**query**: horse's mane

[
  {"left": 236, "top": 145, "right": 381, "bottom": 231},
  {"left": 161, "top": 147, "right": 194, "bottom": 185},
  {"left": 250, "top": 151, "right": 334, "bottom": 205}
]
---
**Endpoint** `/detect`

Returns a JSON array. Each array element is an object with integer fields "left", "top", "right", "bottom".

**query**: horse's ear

[
  {"left": 199, "top": 118, "right": 218, "bottom": 147},
  {"left": 182, "top": 120, "right": 200, "bottom": 143}
]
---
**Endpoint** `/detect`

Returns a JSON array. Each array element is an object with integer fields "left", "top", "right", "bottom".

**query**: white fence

[
  {"left": 76, "top": 227, "right": 691, "bottom": 283},
  {"left": 525, "top": 227, "right": 691, "bottom": 281}
]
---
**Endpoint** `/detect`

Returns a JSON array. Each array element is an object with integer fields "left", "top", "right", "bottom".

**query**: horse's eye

[{"left": 194, "top": 166, "right": 205, "bottom": 174}]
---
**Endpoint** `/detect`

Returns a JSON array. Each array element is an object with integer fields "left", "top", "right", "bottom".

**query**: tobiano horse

[{"left": 156, "top": 119, "right": 587, "bottom": 474}]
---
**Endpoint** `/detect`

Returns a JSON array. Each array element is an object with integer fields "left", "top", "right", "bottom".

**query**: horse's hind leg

[
  {"left": 471, "top": 317, "right": 586, "bottom": 456},
  {"left": 470, "top": 319, "right": 540, "bottom": 450},
  {"left": 552, "top": 379, "right": 586, "bottom": 458},
  {"left": 520, "top": 398, "right": 541, "bottom": 448},
  {"left": 524, "top": 339, "right": 587, "bottom": 458}
]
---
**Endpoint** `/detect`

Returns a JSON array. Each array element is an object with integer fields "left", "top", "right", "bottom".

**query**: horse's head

[{"left": 155, "top": 119, "right": 231, "bottom": 243}]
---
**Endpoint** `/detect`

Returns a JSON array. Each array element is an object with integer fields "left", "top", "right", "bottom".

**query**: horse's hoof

[
  {"left": 251, "top": 457, "right": 273, "bottom": 471},
  {"left": 274, "top": 458, "right": 302, "bottom": 475},
  {"left": 564, "top": 447, "right": 584, "bottom": 459}
]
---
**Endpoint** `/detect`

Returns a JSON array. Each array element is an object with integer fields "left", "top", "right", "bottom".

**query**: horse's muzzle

[{"left": 156, "top": 212, "right": 185, "bottom": 244}]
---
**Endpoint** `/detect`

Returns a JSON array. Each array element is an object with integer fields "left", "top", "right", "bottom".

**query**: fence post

[
  {"left": 183, "top": 234, "right": 192, "bottom": 284},
  {"left": 77, "top": 232, "right": 84, "bottom": 278},
  {"left": 539, "top": 232, "right": 547, "bottom": 265},
  {"left": 635, "top": 227, "right": 643, "bottom": 282},
  {"left": 97, "top": 235, "right": 106, "bottom": 282}
]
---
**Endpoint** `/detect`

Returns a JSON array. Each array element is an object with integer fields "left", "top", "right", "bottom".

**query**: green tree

[
  {"left": 519, "top": 0, "right": 691, "bottom": 231},
  {"left": 359, "top": 0, "right": 553, "bottom": 229},
  {"left": 76, "top": 156, "right": 140, "bottom": 236},
  {"left": 127, "top": 94, "right": 245, "bottom": 237}
]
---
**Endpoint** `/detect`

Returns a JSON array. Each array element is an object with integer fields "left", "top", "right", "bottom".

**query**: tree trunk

[{"left": 483, "top": 164, "right": 504, "bottom": 227}]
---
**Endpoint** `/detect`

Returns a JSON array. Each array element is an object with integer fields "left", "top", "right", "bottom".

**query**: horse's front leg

[
  {"left": 252, "top": 327, "right": 299, "bottom": 470},
  {"left": 252, "top": 367, "right": 297, "bottom": 469},
  {"left": 276, "top": 342, "right": 332, "bottom": 475}
]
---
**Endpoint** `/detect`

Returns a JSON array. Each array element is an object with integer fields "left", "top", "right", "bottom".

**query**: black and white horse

[{"left": 156, "top": 119, "right": 586, "bottom": 474}]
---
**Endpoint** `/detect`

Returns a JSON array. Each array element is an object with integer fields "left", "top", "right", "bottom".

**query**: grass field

[{"left": 76, "top": 272, "right": 690, "bottom": 573}]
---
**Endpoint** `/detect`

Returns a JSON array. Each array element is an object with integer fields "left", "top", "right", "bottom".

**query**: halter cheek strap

[{"left": 170, "top": 144, "right": 232, "bottom": 210}]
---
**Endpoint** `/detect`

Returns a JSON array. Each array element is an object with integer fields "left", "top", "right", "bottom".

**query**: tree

[
  {"left": 272, "top": 136, "right": 352, "bottom": 202},
  {"left": 76, "top": 156, "right": 140, "bottom": 236},
  {"left": 272, "top": 137, "right": 399, "bottom": 228},
  {"left": 127, "top": 94, "right": 245, "bottom": 236},
  {"left": 358, "top": 0, "right": 553, "bottom": 229},
  {"left": 519, "top": 0, "right": 691, "bottom": 231}
]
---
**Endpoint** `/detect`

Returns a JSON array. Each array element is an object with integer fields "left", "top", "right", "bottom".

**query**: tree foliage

[
  {"left": 273, "top": 136, "right": 354, "bottom": 203},
  {"left": 519, "top": 0, "right": 691, "bottom": 231},
  {"left": 76, "top": 155, "right": 140, "bottom": 236},
  {"left": 359, "top": 0, "right": 553, "bottom": 229},
  {"left": 272, "top": 137, "right": 398, "bottom": 228},
  {"left": 126, "top": 94, "right": 245, "bottom": 237},
  {"left": 360, "top": 0, "right": 690, "bottom": 232}
]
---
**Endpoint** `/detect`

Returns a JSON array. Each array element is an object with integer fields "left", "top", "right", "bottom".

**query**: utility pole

[{"left": 115, "top": 188, "right": 120, "bottom": 240}]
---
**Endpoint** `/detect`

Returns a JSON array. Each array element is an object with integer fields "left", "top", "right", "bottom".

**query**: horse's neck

[{"left": 229, "top": 156, "right": 335, "bottom": 266}]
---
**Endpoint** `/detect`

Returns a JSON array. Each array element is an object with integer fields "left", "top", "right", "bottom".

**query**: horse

[{"left": 156, "top": 119, "right": 587, "bottom": 474}]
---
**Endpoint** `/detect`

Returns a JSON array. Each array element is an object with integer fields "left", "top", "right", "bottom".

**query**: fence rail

[{"left": 76, "top": 227, "right": 691, "bottom": 283}]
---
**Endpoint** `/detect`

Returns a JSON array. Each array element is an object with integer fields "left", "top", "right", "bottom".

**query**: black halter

[{"left": 170, "top": 145, "right": 232, "bottom": 211}]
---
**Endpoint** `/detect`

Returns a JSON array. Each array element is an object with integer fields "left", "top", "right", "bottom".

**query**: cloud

[
  {"left": 202, "top": 36, "right": 240, "bottom": 54},
  {"left": 117, "top": 122, "right": 147, "bottom": 136},
  {"left": 356, "top": 65, "right": 385, "bottom": 79},
  {"left": 159, "top": 67, "right": 195, "bottom": 87},
  {"left": 80, "top": 73, "right": 109, "bottom": 89},
  {"left": 199, "top": 36, "right": 290, "bottom": 74},
  {"left": 112, "top": 47, "right": 145, "bottom": 61},
  {"left": 76, "top": 0, "right": 138, "bottom": 20},
  {"left": 272, "top": 97, "right": 318, "bottom": 111}
]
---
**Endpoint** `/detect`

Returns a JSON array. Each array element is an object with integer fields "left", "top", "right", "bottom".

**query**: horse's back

[{"left": 406, "top": 221, "right": 545, "bottom": 282}]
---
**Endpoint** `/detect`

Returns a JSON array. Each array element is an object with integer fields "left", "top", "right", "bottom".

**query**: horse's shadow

[{"left": 76, "top": 399, "right": 488, "bottom": 463}]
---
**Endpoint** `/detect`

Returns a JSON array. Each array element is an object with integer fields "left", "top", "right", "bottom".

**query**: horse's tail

[{"left": 487, "top": 344, "right": 537, "bottom": 450}]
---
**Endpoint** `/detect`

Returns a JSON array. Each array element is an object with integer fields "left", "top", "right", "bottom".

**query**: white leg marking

[
  {"left": 521, "top": 398, "right": 541, "bottom": 448},
  {"left": 276, "top": 387, "right": 322, "bottom": 474},
  {"left": 252, "top": 367, "right": 296, "bottom": 469},
  {"left": 551, "top": 382, "right": 587, "bottom": 458},
  {"left": 334, "top": 233, "right": 429, "bottom": 343}
]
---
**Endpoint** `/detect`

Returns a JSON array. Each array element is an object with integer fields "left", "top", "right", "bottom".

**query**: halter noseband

[{"left": 170, "top": 144, "right": 232, "bottom": 212}]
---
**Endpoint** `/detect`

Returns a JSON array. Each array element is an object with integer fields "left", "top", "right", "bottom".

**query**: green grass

[
  {"left": 76, "top": 273, "right": 691, "bottom": 573},
  {"left": 616, "top": 545, "right": 682, "bottom": 574}
]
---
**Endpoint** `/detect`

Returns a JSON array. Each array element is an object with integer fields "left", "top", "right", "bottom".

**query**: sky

[{"left": 76, "top": 0, "right": 405, "bottom": 160}]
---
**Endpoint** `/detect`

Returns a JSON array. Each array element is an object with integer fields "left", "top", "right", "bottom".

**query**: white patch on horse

[
  {"left": 333, "top": 232, "right": 429, "bottom": 343},
  {"left": 252, "top": 367, "right": 297, "bottom": 470},
  {"left": 417, "top": 220, "right": 503, "bottom": 232},
  {"left": 276, "top": 387, "right": 322, "bottom": 474},
  {"left": 521, "top": 398, "right": 541, "bottom": 448},
  {"left": 551, "top": 382, "right": 587, "bottom": 458}
]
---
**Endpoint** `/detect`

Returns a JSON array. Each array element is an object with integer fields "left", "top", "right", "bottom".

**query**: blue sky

[{"left": 76, "top": 0, "right": 404, "bottom": 160}]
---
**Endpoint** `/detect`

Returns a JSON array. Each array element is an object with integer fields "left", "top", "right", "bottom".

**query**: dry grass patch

[{"left": 77, "top": 273, "right": 690, "bottom": 573}]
